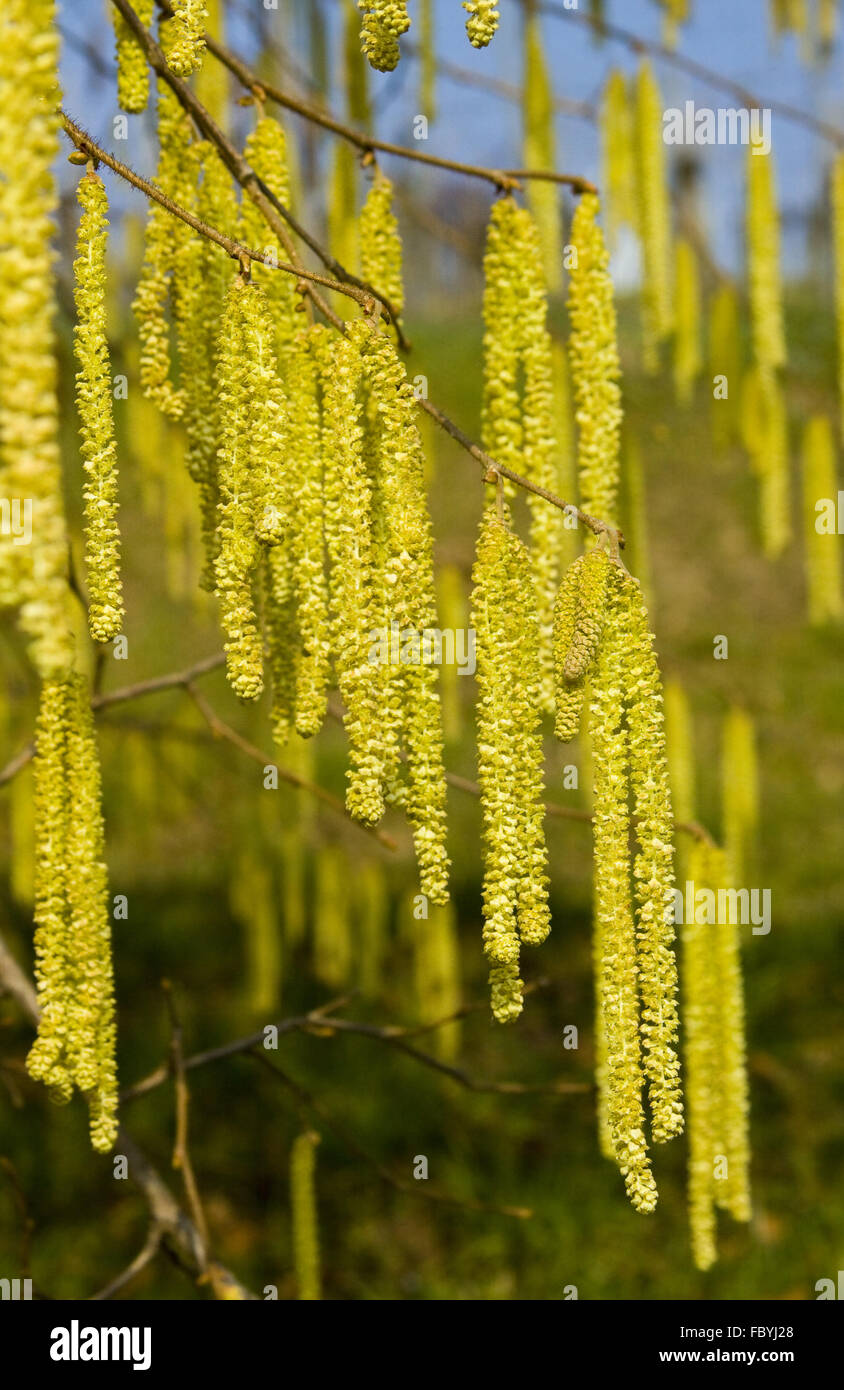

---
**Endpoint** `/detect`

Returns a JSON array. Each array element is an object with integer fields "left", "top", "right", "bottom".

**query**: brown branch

[
  {"left": 111, "top": 0, "right": 408, "bottom": 345},
  {"left": 154, "top": 0, "right": 596, "bottom": 194},
  {"left": 89, "top": 1226, "right": 163, "bottom": 1301},
  {"left": 0, "top": 929, "right": 256, "bottom": 1300},
  {"left": 402, "top": 40, "right": 597, "bottom": 124}
]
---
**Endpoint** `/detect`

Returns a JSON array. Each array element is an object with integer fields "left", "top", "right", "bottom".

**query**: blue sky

[{"left": 58, "top": 1, "right": 844, "bottom": 279}]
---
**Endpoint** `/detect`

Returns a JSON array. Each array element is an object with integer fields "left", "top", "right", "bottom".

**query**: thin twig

[
  {"left": 89, "top": 1226, "right": 163, "bottom": 1300},
  {"left": 162, "top": 980, "right": 210, "bottom": 1269}
]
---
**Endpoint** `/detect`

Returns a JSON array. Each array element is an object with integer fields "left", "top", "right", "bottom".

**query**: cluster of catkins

[{"left": 356, "top": 1, "right": 499, "bottom": 72}]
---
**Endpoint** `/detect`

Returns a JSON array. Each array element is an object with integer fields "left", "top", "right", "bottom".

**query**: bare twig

[{"left": 89, "top": 1226, "right": 163, "bottom": 1301}]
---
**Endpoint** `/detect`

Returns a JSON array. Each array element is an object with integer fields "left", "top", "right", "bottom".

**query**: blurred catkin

[
  {"left": 801, "top": 415, "right": 844, "bottom": 625},
  {"left": 290, "top": 1132, "right": 322, "bottom": 1300},
  {"left": 634, "top": 62, "right": 673, "bottom": 371}
]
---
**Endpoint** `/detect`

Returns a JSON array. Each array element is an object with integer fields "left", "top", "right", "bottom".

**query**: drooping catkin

[
  {"left": 621, "top": 571, "right": 683, "bottom": 1143},
  {"left": 464, "top": 1, "right": 500, "bottom": 47},
  {"left": 673, "top": 238, "right": 702, "bottom": 405},
  {"left": 290, "top": 1131, "right": 322, "bottom": 1301},
  {"left": 113, "top": 0, "right": 154, "bottom": 113},
  {"left": 634, "top": 62, "right": 673, "bottom": 372},
  {"left": 26, "top": 675, "right": 118, "bottom": 1153},
  {"left": 436, "top": 563, "right": 466, "bottom": 741},
  {"left": 213, "top": 278, "right": 268, "bottom": 701},
  {"left": 419, "top": 0, "right": 436, "bottom": 120},
  {"left": 354, "top": 859, "right": 389, "bottom": 996},
  {"left": 551, "top": 341, "right": 580, "bottom": 570},
  {"left": 481, "top": 197, "right": 567, "bottom": 707},
  {"left": 682, "top": 838, "right": 751, "bottom": 1268},
  {"left": 73, "top": 173, "right": 124, "bottom": 644},
  {"left": 471, "top": 504, "right": 550, "bottom": 1023},
  {"left": 721, "top": 706, "right": 759, "bottom": 889},
  {"left": 802, "top": 415, "right": 844, "bottom": 625},
  {"left": 359, "top": 172, "right": 405, "bottom": 317},
  {"left": 589, "top": 570, "right": 658, "bottom": 1212},
  {"left": 327, "top": 142, "right": 359, "bottom": 319},
  {"left": 524, "top": 13, "right": 563, "bottom": 294},
  {"left": 832, "top": 155, "right": 844, "bottom": 437},
  {"left": 552, "top": 556, "right": 586, "bottom": 743},
  {"left": 758, "top": 372, "right": 792, "bottom": 558},
  {"left": 358, "top": 1, "right": 410, "bottom": 72},
  {"left": 132, "top": 72, "right": 194, "bottom": 419},
  {"left": 313, "top": 847, "right": 353, "bottom": 990},
  {"left": 195, "top": 0, "right": 227, "bottom": 126},
  {"left": 358, "top": 323, "right": 450, "bottom": 902},
  {"left": 412, "top": 899, "right": 462, "bottom": 1062},
  {"left": 708, "top": 282, "right": 743, "bottom": 448},
  {"left": 746, "top": 145, "right": 786, "bottom": 375},
  {"left": 166, "top": 0, "right": 208, "bottom": 77},
  {"left": 230, "top": 845, "right": 281, "bottom": 1014},
  {"left": 600, "top": 70, "right": 636, "bottom": 246},
  {"left": 567, "top": 193, "right": 623, "bottom": 528},
  {"left": 241, "top": 117, "right": 300, "bottom": 359},
  {"left": 0, "top": 0, "right": 74, "bottom": 678},
  {"left": 621, "top": 433, "right": 654, "bottom": 612},
  {"left": 658, "top": 0, "right": 690, "bottom": 48}
]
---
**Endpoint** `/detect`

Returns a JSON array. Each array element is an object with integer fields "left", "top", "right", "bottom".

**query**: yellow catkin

[
  {"left": 746, "top": 146, "right": 786, "bottom": 375},
  {"left": 436, "top": 563, "right": 466, "bottom": 742},
  {"left": 73, "top": 173, "right": 124, "bottom": 644},
  {"left": 471, "top": 504, "right": 550, "bottom": 1024},
  {"left": 166, "top": 0, "right": 208, "bottom": 77},
  {"left": 132, "top": 69, "right": 194, "bottom": 419},
  {"left": 740, "top": 367, "right": 792, "bottom": 557},
  {"left": 354, "top": 859, "right": 389, "bottom": 996},
  {"left": 327, "top": 142, "right": 359, "bottom": 319},
  {"left": 26, "top": 676, "right": 118, "bottom": 1152},
  {"left": 195, "top": 0, "right": 227, "bottom": 125},
  {"left": 708, "top": 282, "right": 743, "bottom": 448},
  {"left": 634, "top": 62, "right": 673, "bottom": 372},
  {"left": 682, "top": 839, "right": 721, "bottom": 1270},
  {"left": 313, "top": 847, "right": 352, "bottom": 990},
  {"left": 214, "top": 277, "right": 281, "bottom": 701},
  {"left": 464, "top": 1, "right": 500, "bottom": 47},
  {"left": 482, "top": 197, "right": 566, "bottom": 707},
  {"left": 589, "top": 570, "right": 658, "bottom": 1212},
  {"left": 659, "top": 0, "right": 690, "bottom": 49},
  {"left": 567, "top": 193, "right": 623, "bottom": 529},
  {"left": 551, "top": 341, "right": 580, "bottom": 570},
  {"left": 600, "top": 70, "right": 636, "bottom": 247},
  {"left": 802, "top": 415, "right": 844, "bottom": 624},
  {"left": 358, "top": 324, "right": 451, "bottom": 902},
  {"left": 721, "top": 706, "right": 759, "bottom": 888},
  {"left": 622, "top": 433, "right": 654, "bottom": 611},
  {"left": 683, "top": 839, "right": 751, "bottom": 1268},
  {"left": 358, "top": 1, "right": 410, "bottom": 72},
  {"left": 290, "top": 1131, "right": 321, "bottom": 1300},
  {"left": 419, "top": 0, "right": 436, "bottom": 120},
  {"left": 230, "top": 846, "right": 281, "bottom": 1014},
  {"left": 552, "top": 556, "right": 586, "bottom": 743},
  {"left": 344, "top": 0, "right": 372, "bottom": 127},
  {"left": 359, "top": 173, "right": 404, "bottom": 317},
  {"left": 0, "top": 0, "right": 74, "bottom": 678},
  {"left": 673, "top": 238, "right": 702, "bottom": 405},
  {"left": 832, "top": 155, "right": 844, "bottom": 437},
  {"left": 663, "top": 681, "right": 696, "bottom": 827},
  {"left": 524, "top": 14, "right": 562, "bottom": 294},
  {"left": 241, "top": 117, "right": 300, "bottom": 360},
  {"left": 418, "top": 901, "right": 462, "bottom": 1062},
  {"left": 114, "top": 0, "right": 154, "bottom": 113}
]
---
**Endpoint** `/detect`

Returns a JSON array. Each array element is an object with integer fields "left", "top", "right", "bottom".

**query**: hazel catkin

[{"left": 73, "top": 173, "right": 124, "bottom": 644}]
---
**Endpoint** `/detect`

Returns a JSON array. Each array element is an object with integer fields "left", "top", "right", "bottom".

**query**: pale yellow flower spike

[
  {"left": 241, "top": 117, "right": 300, "bottom": 360},
  {"left": 601, "top": 70, "right": 636, "bottom": 247},
  {"left": 746, "top": 145, "right": 786, "bottom": 375},
  {"left": 832, "top": 155, "right": 844, "bottom": 437},
  {"left": 524, "top": 13, "right": 562, "bottom": 294},
  {"left": 73, "top": 173, "right": 124, "bottom": 644},
  {"left": 802, "top": 416, "right": 844, "bottom": 625},
  {"left": 464, "top": 1, "right": 500, "bottom": 47},
  {"left": 619, "top": 571, "right": 683, "bottom": 1145},
  {"left": 357, "top": 1, "right": 410, "bottom": 72},
  {"left": 167, "top": 0, "right": 209, "bottom": 77},
  {"left": 634, "top": 62, "right": 674, "bottom": 372},
  {"left": 682, "top": 838, "right": 721, "bottom": 1270},
  {"left": 589, "top": 569, "right": 658, "bottom": 1213},
  {"left": 663, "top": 681, "right": 696, "bottom": 828},
  {"left": 27, "top": 676, "right": 118, "bottom": 1153},
  {"left": 567, "top": 193, "right": 623, "bottom": 529},
  {"left": 114, "top": 0, "right": 154, "bottom": 113},
  {"left": 673, "top": 238, "right": 702, "bottom": 406},
  {"left": 359, "top": 173, "right": 405, "bottom": 318},
  {"left": 471, "top": 504, "right": 550, "bottom": 1023},
  {"left": 290, "top": 1132, "right": 322, "bottom": 1300},
  {"left": 721, "top": 706, "right": 759, "bottom": 889},
  {"left": 0, "top": 0, "right": 75, "bottom": 678},
  {"left": 709, "top": 843, "right": 752, "bottom": 1227},
  {"left": 314, "top": 848, "right": 352, "bottom": 991},
  {"left": 708, "top": 282, "right": 742, "bottom": 449},
  {"left": 552, "top": 557, "right": 586, "bottom": 743},
  {"left": 482, "top": 199, "right": 524, "bottom": 478},
  {"left": 214, "top": 278, "right": 264, "bottom": 702}
]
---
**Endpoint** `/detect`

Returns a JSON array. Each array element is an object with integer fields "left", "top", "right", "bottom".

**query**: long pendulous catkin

[
  {"left": 0, "top": 0, "right": 74, "bottom": 678},
  {"left": 166, "top": 0, "right": 209, "bottom": 77},
  {"left": 73, "top": 172, "right": 124, "bottom": 644},
  {"left": 290, "top": 1131, "right": 322, "bottom": 1300},
  {"left": 26, "top": 675, "right": 118, "bottom": 1153},
  {"left": 113, "top": 0, "right": 154, "bottom": 113},
  {"left": 471, "top": 503, "right": 550, "bottom": 1023},
  {"left": 634, "top": 62, "right": 673, "bottom": 372},
  {"left": 801, "top": 415, "right": 844, "bottom": 625}
]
